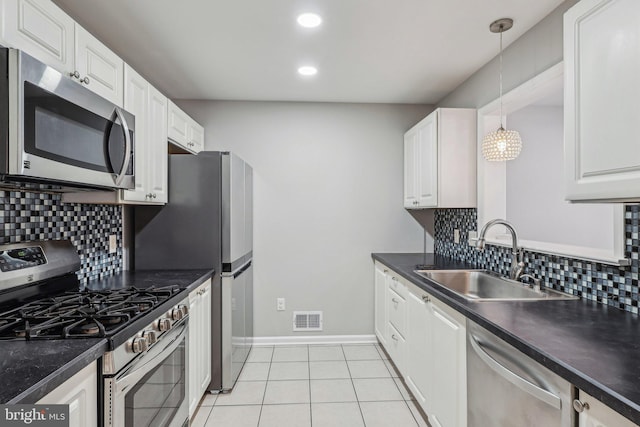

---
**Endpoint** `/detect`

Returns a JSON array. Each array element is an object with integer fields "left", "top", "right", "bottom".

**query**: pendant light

[{"left": 482, "top": 18, "right": 522, "bottom": 162}]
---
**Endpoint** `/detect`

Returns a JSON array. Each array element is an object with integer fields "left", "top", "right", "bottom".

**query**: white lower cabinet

[
  {"left": 405, "top": 289, "right": 431, "bottom": 407},
  {"left": 576, "top": 391, "right": 639, "bottom": 427},
  {"left": 386, "top": 322, "right": 406, "bottom": 374},
  {"left": 36, "top": 361, "right": 98, "bottom": 427},
  {"left": 188, "top": 279, "right": 212, "bottom": 418},
  {"left": 374, "top": 262, "right": 388, "bottom": 347},
  {"left": 375, "top": 262, "right": 466, "bottom": 427},
  {"left": 427, "top": 295, "right": 466, "bottom": 427},
  {"left": 405, "top": 280, "right": 466, "bottom": 427}
]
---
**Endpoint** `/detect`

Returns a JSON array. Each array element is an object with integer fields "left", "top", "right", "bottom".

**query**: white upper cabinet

[
  {"left": 0, "top": 0, "right": 74, "bottom": 72},
  {"left": 564, "top": 0, "right": 640, "bottom": 202},
  {"left": 404, "top": 108, "right": 476, "bottom": 209},
  {"left": 147, "top": 84, "right": 168, "bottom": 203},
  {"left": 168, "top": 100, "right": 189, "bottom": 146},
  {"left": 122, "top": 65, "right": 167, "bottom": 204},
  {"left": 189, "top": 120, "right": 205, "bottom": 153},
  {"left": 0, "top": 0, "right": 124, "bottom": 107},
  {"left": 74, "top": 24, "right": 123, "bottom": 106},
  {"left": 168, "top": 100, "right": 204, "bottom": 154},
  {"left": 123, "top": 65, "right": 149, "bottom": 201}
]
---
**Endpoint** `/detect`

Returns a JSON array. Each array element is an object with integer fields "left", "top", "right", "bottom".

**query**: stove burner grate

[{"left": 0, "top": 285, "right": 180, "bottom": 340}]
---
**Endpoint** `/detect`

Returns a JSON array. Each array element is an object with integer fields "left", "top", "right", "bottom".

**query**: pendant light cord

[{"left": 499, "top": 24, "right": 504, "bottom": 129}]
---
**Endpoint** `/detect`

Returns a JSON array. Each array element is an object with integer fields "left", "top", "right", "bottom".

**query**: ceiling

[{"left": 53, "top": 0, "right": 566, "bottom": 104}]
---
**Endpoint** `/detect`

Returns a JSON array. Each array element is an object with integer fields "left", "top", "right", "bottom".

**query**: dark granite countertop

[
  {"left": 0, "top": 339, "right": 108, "bottom": 404},
  {"left": 84, "top": 269, "right": 214, "bottom": 293},
  {"left": 0, "top": 268, "right": 214, "bottom": 404},
  {"left": 372, "top": 253, "right": 640, "bottom": 425}
]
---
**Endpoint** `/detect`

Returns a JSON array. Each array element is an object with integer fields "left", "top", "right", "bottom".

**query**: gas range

[
  {"left": 0, "top": 285, "right": 182, "bottom": 340},
  {"left": 0, "top": 240, "right": 191, "bottom": 427},
  {"left": 0, "top": 241, "right": 188, "bottom": 351}
]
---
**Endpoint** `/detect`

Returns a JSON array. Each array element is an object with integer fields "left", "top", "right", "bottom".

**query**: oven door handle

[
  {"left": 111, "top": 107, "right": 132, "bottom": 187},
  {"left": 115, "top": 321, "right": 187, "bottom": 393}
]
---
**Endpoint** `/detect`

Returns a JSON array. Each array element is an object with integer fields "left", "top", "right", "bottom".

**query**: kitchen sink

[{"left": 413, "top": 270, "right": 579, "bottom": 302}]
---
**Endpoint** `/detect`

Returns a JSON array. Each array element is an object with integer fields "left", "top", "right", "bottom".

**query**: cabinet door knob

[
  {"left": 392, "top": 298, "right": 400, "bottom": 304},
  {"left": 422, "top": 295, "right": 430, "bottom": 302},
  {"left": 391, "top": 334, "right": 399, "bottom": 341},
  {"left": 152, "top": 193, "right": 157, "bottom": 198},
  {"left": 69, "top": 70, "right": 80, "bottom": 79},
  {"left": 572, "top": 399, "right": 590, "bottom": 413},
  {"left": 80, "top": 76, "right": 90, "bottom": 85}
]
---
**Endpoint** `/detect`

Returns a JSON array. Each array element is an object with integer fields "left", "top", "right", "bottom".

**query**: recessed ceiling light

[
  {"left": 297, "top": 13, "right": 322, "bottom": 28},
  {"left": 298, "top": 66, "right": 318, "bottom": 76}
]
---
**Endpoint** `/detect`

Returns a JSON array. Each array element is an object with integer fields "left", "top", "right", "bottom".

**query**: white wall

[
  {"left": 506, "top": 105, "right": 615, "bottom": 251},
  {"left": 179, "top": 100, "right": 434, "bottom": 337}
]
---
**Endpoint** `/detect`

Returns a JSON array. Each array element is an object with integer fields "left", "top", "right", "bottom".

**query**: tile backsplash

[
  {"left": 0, "top": 190, "right": 122, "bottom": 286},
  {"left": 434, "top": 206, "right": 640, "bottom": 314}
]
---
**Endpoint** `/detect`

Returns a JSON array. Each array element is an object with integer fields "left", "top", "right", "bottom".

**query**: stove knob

[
  {"left": 157, "top": 318, "right": 172, "bottom": 332},
  {"left": 171, "top": 307, "right": 184, "bottom": 321},
  {"left": 130, "top": 336, "right": 149, "bottom": 354},
  {"left": 142, "top": 330, "right": 158, "bottom": 345},
  {"left": 179, "top": 304, "right": 189, "bottom": 317}
]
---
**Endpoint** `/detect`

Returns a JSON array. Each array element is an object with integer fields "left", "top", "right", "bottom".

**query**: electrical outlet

[
  {"left": 468, "top": 230, "right": 478, "bottom": 246},
  {"left": 454, "top": 229, "right": 460, "bottom": 244},
  {"left": 277, "top": 298, "right": 286, "bottom": 311},
  {"left": 108, "top": 235, "right": 117, "bottom": 254}
]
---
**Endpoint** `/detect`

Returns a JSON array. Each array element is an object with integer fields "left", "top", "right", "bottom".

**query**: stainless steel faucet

[{"left": 476, "top": 219, "right": 525, "bottom": 280}]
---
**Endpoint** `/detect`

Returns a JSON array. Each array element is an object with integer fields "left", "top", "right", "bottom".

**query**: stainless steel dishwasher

[{"left": 467, "top": 321, "right": 575, "bottom": 427}]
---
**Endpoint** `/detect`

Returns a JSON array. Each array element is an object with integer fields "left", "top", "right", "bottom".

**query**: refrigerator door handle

[{"left": 222, "top": 259, "right": 252, "bottom": 278}]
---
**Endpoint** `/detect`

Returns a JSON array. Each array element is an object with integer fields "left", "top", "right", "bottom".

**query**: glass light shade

[{"left": 482, "top": 127, "right": 522, "bottom": 161}]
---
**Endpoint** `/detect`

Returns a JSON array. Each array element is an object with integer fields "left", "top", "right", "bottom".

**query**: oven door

[
  {"left": 7, "top": 48, "right": 135, "bottom": 190},
  {"left": 105, "top": 321, "right": 188, "bottom": 427}
]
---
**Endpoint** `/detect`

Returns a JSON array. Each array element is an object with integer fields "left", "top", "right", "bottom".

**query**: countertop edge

[
  {"left": 8, "top": 339, "right": 108, "bottom": 404},
  {"left": 371, "top": 253, "right": 640, "bottom": 425},
  {"left": 182, "top": 269, "right": 215, "bottom": 293}
]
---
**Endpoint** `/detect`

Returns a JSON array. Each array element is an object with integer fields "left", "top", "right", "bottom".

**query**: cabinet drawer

[
  {"left": 387, "top": 323, "right": 406, "bottom": 374},
  {"left": 387, "top": 273, "right": 407, "bottom": 299},
  {"left": 388, "top": 288, "right": 406, "bottom": 337}
]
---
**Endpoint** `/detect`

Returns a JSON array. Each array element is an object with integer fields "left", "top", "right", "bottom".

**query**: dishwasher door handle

[{"left": 469, "top": 333, "right": 562, "bottom": 409}]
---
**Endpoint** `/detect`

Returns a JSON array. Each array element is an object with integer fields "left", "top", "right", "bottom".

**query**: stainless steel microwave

[{"left": 0, "top": 47, "right": 135, "bottom": 190}]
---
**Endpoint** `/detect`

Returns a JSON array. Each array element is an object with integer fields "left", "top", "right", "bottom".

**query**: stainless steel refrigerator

[{"left": 134, "top": 151, "right": 253, "bottom": 392}]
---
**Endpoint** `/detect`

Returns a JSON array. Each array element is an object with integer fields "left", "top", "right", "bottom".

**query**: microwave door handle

[{"left": 112, "top": 107, "right": 132, "bottom": 187}]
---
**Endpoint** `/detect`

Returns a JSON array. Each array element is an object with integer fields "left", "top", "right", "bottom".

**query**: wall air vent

[{"left": 293, "top": 311, "right": 323, "bottom": 332}]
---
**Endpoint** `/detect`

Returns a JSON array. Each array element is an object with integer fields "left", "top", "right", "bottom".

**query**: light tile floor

[{"left": 191, "top": 344, "right": 430, "bottom": 427}]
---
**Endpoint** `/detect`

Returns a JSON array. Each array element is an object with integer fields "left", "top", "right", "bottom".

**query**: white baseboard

[{"left": 251, "top": 334, "right": 377, "bottom": 346}]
